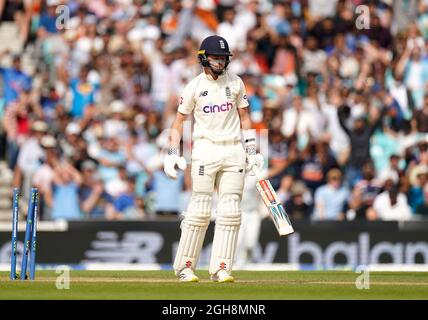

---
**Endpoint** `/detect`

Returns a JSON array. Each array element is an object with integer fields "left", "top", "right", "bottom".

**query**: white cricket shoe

[
  {"left": 211, "top": 269, "right": 234, "bottom": 283},
  {"left": 177, "top": 268, "right": 199, "bottom": 282}
]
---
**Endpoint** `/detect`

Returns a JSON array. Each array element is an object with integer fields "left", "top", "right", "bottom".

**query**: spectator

[
  {"left": 46, "top": 160, "right": 83, "bottom": 220},
  {"left": 373, "top": 183, "right": 413, "bottom": 221},
  {"left": 0, "top": 0, "right": 28, "bottom": 44},
  {"left": 266, "top": 2, "right": 291, "bottom": 37},
  {"left": 103, "top": 100, "right": 129, "bottom": 142},
  {"left": 309, "top": 17, "right": 336, "bottom": 50},
  {"left": 392, "top": 1, "right": 420, "bottom": 35},
  {"left": 413, "top": 94, "right": 428, "bottom": 132},
  {"left": 300, "top": 140, "right": 339, "bottom": 195},
  {"left": 313, "top": 168, "right": 349, "bottom": 220},
  {"left": 337, "top": 103, "right": 385, "bottom": 187},
  {"left": 33, "top": 134, "right": 59, "bottom": 220},
  {"left": 78, "top": 159, "right": 115, "bottom": 219},
  {"left": 112, "top": 175, "right": 140, "bottom": 219},
  {"left": 71, "top": 134, "right": 93, "bottom": 170},
  {"left": 281, "top": 95, "right": 320, "bottom": 144},
  {"left": 247, "top": 12, "right": 277, "bottom": 70},
  {"left": 39, "top": 85, "right": 61, "bottom": 123},
  {"left": 276, "top": 173, "right": 294, "bottom": 205},
  {"left": 346, "top": 185, "right": 375, "bottom": 221},
  {"left": 408, "top": 144, "right": 428, "bottom": 186},
  {"left": 388, "top": 71, "right": 415, "bottom": 121},
  {"left": 267, "top": 129, "right": 289, "bottom": 183},
  {"left": 396, "top": 35, "right": 428, "bottom": 109},
  {"left": 217, "top": 6, "right": 246, "bottom": 52},
  {"left": 408, "top": 166, "right": 428, "bottom": 212},
  {"left": 321, "top": 89, "right": 349, "bottom": 163},
  {"left": 38, "top": 1, "right": 60, "bottom": 35},
  {"left": 97, "top": 136, "right": 126, "bottom": 183},
  {"left": 151, "top": 167, "right": 186, "bottom": 216},
  {"left": 415, "top": 183, "right": 428, "bottom": 216},
  {"left": 301, "top": 36, "right": 327, "bottom": 76},
  {"left": 101, "top": 164, "right": 142, "bottom": 219},
  {"left": 122, "top": 79, "right": 152, "bottom": 113},
  {"left": 3, "top": 88, "right": 43, "bottom": 170},
  {"left": 269, "top": 138, "right": 300, "bottom": 190},
  {"left": 378, "top": 154, "right": 403, "bottom": 184},
  {"left": 418, "top": 2, "right": 428, "bottom": 38},
  {"left": 69, "top": 66, "right": 98, "bottom": 118},
  {"left": 271, "top": 37, "right": 297, "bottom": 82},
  {"left": 234, "top": 0, "right": 258, "bottom": 36},
  {"left": 381, "top": 89, "right": 405, "bottom": 133},
  {"left": 0, "top": 54, "right": 32, "bottom": 106},
  {"left": 150, "top": 49, "right": 176, "bottom": 113},
  {"left": 14, "top": 120, "right": 48, "bottom": 202},
  {"left": 284, "top": 181, "right": 312, "bottom": 220},
  {"left": 308, "top": 0, "right": 338, "bottom": 21},
  {"left": 59, "top": 122, "right": 81, "bottom": 161},
  {"left": 347, "top": 162, "right": 383, "bottom": 220}
]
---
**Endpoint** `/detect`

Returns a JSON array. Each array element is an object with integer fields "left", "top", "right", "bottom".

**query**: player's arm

[
  {"left": 164, "top": 110, "right": 190, "bottom": 180},
  {"left": 238, "top": 106, "right": 252, "bottom": 130},
  {"left": 236, "top": 77, "right": 264, "bottom": 175},
  {"left": 163, "top": 77, "right": 195, "bottom": 179},
  {"left": 169, "top": 111, "right": 188, "bottom": 150},
  {"left": 238, "top": 106, "right": 255, "bottom": 152},
  {"left": 238, "top": 107, "right": 264, "bottom": 175}
]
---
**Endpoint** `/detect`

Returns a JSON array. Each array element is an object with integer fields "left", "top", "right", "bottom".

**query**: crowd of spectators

[{"left": 0, "top": 0, "right": 427, "bottom": 222}]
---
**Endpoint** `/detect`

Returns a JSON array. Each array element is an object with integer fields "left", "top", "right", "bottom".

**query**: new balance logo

[{"left": 199, "top": 91, "right": 208, "bottom": 97}]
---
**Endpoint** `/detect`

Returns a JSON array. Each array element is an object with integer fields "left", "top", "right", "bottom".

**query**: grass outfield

[{"left": 1, "top": 270, "right": 428, "bottom": 300}]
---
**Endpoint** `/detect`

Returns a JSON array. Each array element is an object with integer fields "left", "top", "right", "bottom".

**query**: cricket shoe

[
  {"left": 211, "top": 269, "right": 234, "bottom": 283},
  {"left": 177, "top": 268, "right": 199, "bottom": 282}
]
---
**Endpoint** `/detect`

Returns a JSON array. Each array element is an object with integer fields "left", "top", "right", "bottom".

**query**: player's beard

[{"left": 208, "top": 58, "right": 226, "bottom": 75}]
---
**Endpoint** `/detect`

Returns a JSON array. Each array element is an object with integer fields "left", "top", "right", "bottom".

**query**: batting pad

[
  {"left": 173, "top": 194, "right": 211, "bottom": 274},
  {"left": 209, "top": 194, "right": 241, "bottom": 275}
]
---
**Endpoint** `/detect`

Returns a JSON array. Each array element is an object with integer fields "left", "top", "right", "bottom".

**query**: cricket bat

[{"left": 252, "top": 166, "right": 294, "bottom": 236}]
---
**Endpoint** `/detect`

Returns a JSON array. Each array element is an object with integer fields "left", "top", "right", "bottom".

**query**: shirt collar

[{"left": 203, "top": 70, "right": 225, "bottom": 82}]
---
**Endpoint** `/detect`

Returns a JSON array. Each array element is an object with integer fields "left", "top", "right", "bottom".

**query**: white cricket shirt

[{"left": 178, "top": 70, "right": 249, "bottom": 143}]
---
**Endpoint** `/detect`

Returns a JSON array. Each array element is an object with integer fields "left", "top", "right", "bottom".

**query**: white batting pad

[
  {"left": 173, "top": 194, "right": 212, "bottom": 274},
  {"left": 209, "top": 194, "right": 242, "bottom": 275}
]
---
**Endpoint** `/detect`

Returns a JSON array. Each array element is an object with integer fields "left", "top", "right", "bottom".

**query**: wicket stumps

[
  {"left": 10, "top": 188, "right": 19, "bottom": 280},
  {"left": 29, "top": 189, "right": 39, "bottom": 280},
  {"left": 10, "top": 187, "right": 39, "bottom": 280}
]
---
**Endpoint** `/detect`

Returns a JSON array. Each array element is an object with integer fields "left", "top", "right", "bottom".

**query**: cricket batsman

[{"left": 163, "top": 35, "right": 264, "bottom": 282}]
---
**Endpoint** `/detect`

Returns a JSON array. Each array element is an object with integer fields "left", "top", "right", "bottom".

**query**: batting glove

[
  {"left": 243, "top": 130, "right": 265, "bottom": 176},
  {"left": 163, "top": 147, "right": 187, "bottom": 180}
]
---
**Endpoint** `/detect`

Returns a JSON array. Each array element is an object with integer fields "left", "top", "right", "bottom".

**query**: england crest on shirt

[{"left": 225, "top": 86, "right": 231, "bottom": 98}]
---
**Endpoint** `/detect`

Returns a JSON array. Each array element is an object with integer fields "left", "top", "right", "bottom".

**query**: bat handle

[{"left": 251, "top": 165, "right": 263, "bottom": 181}]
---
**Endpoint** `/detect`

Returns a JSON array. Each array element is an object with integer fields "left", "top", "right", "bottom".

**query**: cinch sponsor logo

[{"left": 203, "top": 102, "right": 233, "bottom": 113}]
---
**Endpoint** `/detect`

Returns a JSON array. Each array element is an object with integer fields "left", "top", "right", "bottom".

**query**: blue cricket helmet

[
  {"left": 198, "top": 35, "right": 232, "bottom": 74},
  {"left": 198, "top": 35, "right": 232, "bottom": 57}
]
